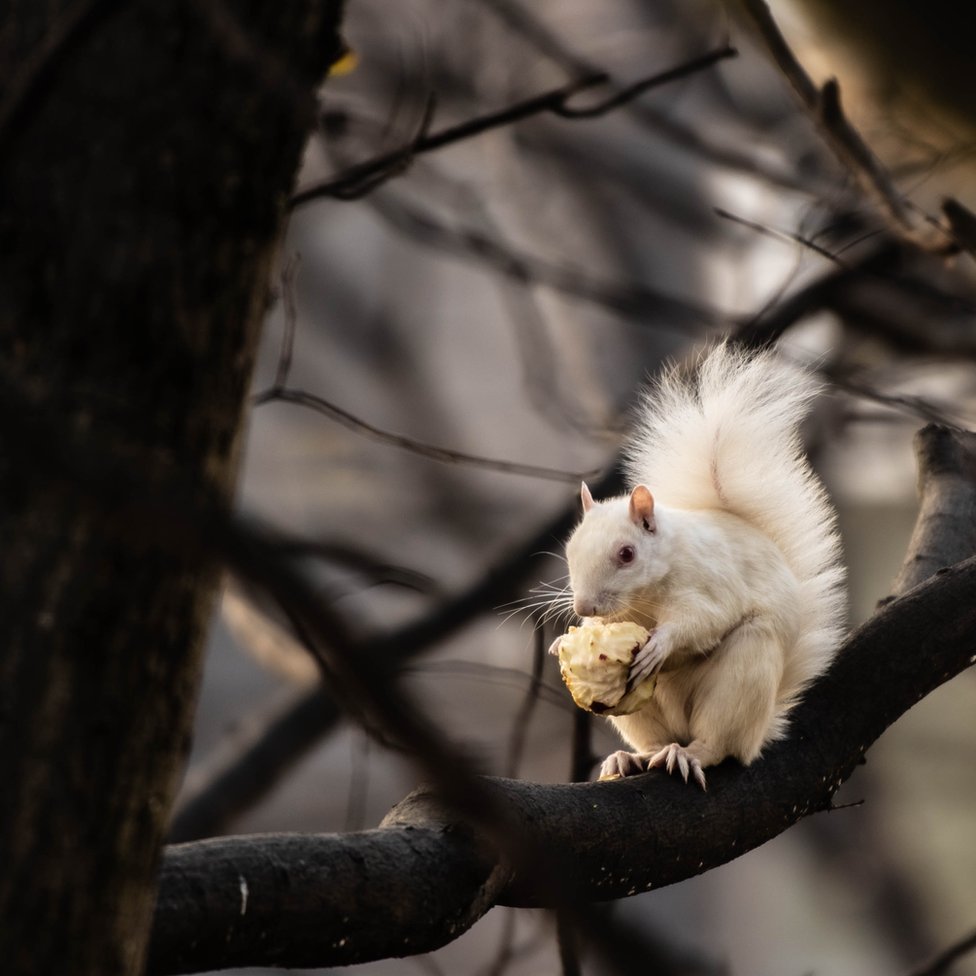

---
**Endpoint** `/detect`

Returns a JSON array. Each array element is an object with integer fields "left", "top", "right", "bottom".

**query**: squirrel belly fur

[{"left": 562, "top": 343, "right": 847, "bottom": 788}]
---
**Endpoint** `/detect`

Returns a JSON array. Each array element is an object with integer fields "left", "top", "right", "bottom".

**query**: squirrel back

[{"left": 625, "top": 342, "right": 846, "bottom": 723}]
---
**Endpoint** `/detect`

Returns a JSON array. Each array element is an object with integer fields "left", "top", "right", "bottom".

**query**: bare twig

[
  {"left": 551, "top": 47, "right": 736, "bottom": 120},
  {"left": 827, "top": 373, "right": 972, "bottom": 430},
  {"left": 477, "top": 0, "right": 806, "bottom": 191},
  {"left": 556, "top": 908, "right": 582, "bottom": 976},
  {"left": 272, "top": 252, "right": 301, "bottom": 390},
  {"left": 169, "top": 465, "right": 624, "bottom": 841},
  {"left": 732, "top": 0, "right": 959, "bottom": 255},
  {"left": 569, "top": 708, "right": 596, "bottom": 784},
  {"left": 258, "top": 261, "right": 610, "bottom": 482},
  {"left": 290, "top": 45, "right": 736, "bottom": 206},
  {"left": 252, "top": 385, "right": 602, "bottom": 483},
  {"left": 735, "top": 239, "right": 976, "bottom": 357},
  {"left": 344, "top": 731, "right": 371, "bottom": 832},
  {"left": 714, "top": 206, "right": 849, "bottom": 268},
  {"left": 168, "top": 685, "right": 335, "bottom": 843},
  {"left": 369, "top": 193, "right": 723, "bottom": 333},
  {"left": 504, "top": 625, "right": 547, "bottom": 777},
  {"left": 903, "top": 928, "right": 976, "bottom": 976}
]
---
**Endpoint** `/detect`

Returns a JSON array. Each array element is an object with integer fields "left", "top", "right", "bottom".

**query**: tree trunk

[{"left": 0, "top": 3, "right": 343, "bottom": 973}]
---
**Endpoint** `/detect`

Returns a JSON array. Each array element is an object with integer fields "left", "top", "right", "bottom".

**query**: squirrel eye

[{"left": 617, "top": 545, "right": 636, "bottom": 565}]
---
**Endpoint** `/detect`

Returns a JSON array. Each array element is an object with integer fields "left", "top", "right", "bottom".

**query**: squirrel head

[{"left": 565, "top": 483, "right": 670, "bottom": 620}]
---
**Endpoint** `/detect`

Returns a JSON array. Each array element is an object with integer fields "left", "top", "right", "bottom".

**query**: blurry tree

[
  {"left": 0, "top": 2, "right": 344, "bottom": 974},
  {"left": 3, "top": 2, "right": 976, "bottom": 976}
]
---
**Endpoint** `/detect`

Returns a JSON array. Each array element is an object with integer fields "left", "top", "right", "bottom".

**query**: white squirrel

[{"left": 554, "top": 343, "right": 846, "bottom": 789}]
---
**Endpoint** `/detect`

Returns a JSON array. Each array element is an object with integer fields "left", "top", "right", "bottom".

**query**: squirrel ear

[
  {"left": 629, "top": 485, "right": 656, "bottom": 531},
  {"left": 580, "top": 481, "right": 595, "bottom": 513}
]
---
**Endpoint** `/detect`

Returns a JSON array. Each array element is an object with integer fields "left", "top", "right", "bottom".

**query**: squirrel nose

[{"left": 574, "top": 596, "right": 599, "bottom": 617}]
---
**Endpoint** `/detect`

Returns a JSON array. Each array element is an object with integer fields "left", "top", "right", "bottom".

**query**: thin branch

[
  {"left": 368, "top": 193, "right": 723, "bottom": 333},
  {"left": 252, "top": 385, "right": 603, "bottom": 483},
  {"left": 504, "top": 625, "right": 547, "bottom": 777},
  {"left": 735, "top": 239, "right": 976, "bottom": 358},
  {"left": 827, "top": 372, "right": 973, "bottom": 430},
  {"left": 569, "top": 708, "right": 596, "bottom": 784},
  {"left": 550, "top": 46, "right": 736, "bottom": 120},
  {"left": 732, "top": 0, "right": 959, "bottom": 255},
  {"left": 259, "top": 264, "right": 610, "bottom": 481},
  {"left": 714, "top": 206, "right": 849, "bottom": 268},
  {"left": 168, "top": 464, "right": 624, "bottom": 842},
  {"left": 556, "top": 908, "right": 582, "bottom": 976},
  {"left": 903, "top": 928, "right": 976, "bottom": 976},
  {"left": 478, "top": 0, "right": 808, "bottom": 192},
  {"left": 290, "top": 45, "right": 736, "bottom": 206},
  {"left": 272, "top": 251, "right": 301, "bottom": 390},
  {"left": 344, "top": 731, "right": 371, "bottom": 832},
  {"left": 167, "top": 685, "right": 336, "bottom": 843}
]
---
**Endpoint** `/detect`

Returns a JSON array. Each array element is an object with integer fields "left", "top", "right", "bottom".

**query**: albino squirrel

[{"left": 554, "top": 343, "right": 846, "bottom": 789}]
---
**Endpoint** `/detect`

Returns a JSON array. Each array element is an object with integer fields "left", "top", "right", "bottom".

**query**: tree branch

[
  {"left": 149, "top": 545, "right": 976, "bottom": 972},
  {"left": 892, "top": 426, "right": 976, "bottom": 595},
  {"left": 904, "top": 927, "right": 976, "bottom": 976},
  {"left": 731, "top": 0, "right": 961, "bottom": 255},
  {"left": 290, "top": 45, "right": 736, "bottom": 205},
  {"left": 168, "top": 465, "right": 624, "bottom": 841}
]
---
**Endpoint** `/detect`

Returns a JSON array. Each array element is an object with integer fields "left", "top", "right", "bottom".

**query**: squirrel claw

[
  {"left": 627, "top": 627, "right": 670, "bottom": 689},
  {"left": 648, "top": 743, "right": 707, "bottom": 791},
  {"left": 547, "top": 636, "right": 562, "bottom": 657},
  {"left": 598, "top": 750, "right": 651, "bottom": 780}
]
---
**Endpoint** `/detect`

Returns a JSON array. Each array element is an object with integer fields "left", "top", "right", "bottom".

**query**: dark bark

[
  {"left": 892, "top": 426, "right": 976, "bottom": 595},
  {"left": 0, "top": 3, "right": 343, "bottom": 975},
  {"left": 147, "top": 548, "right": 976, "bottom": 972}
]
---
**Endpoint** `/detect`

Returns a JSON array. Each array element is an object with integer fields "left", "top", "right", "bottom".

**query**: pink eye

[{"left": 617, "top": 545, "right": 636, "bottom": 565}]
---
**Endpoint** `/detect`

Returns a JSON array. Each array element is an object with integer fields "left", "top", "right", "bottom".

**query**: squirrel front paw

[{"left": 627, "top": 625, "right": 673, "bottom": 688}]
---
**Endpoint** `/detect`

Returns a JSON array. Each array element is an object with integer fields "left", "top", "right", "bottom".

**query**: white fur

[{"left": 564, "top": 343, "right": 847, "bottom": 784}]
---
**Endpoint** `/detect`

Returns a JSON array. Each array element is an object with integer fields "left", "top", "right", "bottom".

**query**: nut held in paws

[{"left": 557, "top": 619, "right": 656, "bottom": 716}]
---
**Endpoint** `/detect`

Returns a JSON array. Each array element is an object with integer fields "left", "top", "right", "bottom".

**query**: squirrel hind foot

[
  {"left": 647, "top": 743, "right": 708, "bottom": 791},
  {"left": 598, "top": 744, "right": 709, "bottom": 790},
  {"left": 598, "top": 750, "right": 654, "bottom": 780}
]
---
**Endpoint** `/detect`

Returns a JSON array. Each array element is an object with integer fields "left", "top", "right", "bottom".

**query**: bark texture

[
  {"left": 0, "top": 3, "right": 343, "bottom": 974},
  {"left": 146, "top": 432, "right": 976, "bottom": 973}
]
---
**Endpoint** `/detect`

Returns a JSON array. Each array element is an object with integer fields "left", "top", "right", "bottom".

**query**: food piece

[{"left": 557, "top": 620, "right": 656, "bottom": 716}]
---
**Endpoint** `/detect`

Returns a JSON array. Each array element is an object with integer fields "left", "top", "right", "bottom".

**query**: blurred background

[{"left": 171, "top": 1, "right": 976, "bottom": 972}]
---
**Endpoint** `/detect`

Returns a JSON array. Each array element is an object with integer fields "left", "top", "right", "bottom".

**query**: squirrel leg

[
  {"left": 670, "top": 616, "right": 785, "bottom": 788},
  {"left": 600, "top": 705, "right": 671, "bottom": 780}
]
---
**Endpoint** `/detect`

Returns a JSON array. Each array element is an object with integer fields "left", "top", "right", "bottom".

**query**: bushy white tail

[{"left": 625, "top": 343, "right": 847, "bottom": 720}]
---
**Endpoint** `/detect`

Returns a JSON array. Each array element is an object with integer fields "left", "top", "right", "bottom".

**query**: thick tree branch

[
  {"left": 892, "top": 426, "right": 976, "bottom": 595},
  {"left": 149, "top": 401, "right": 976, "bottom": 973},
  {"left": 149, "top": 547, "right": 976, "bottom": 972}
]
